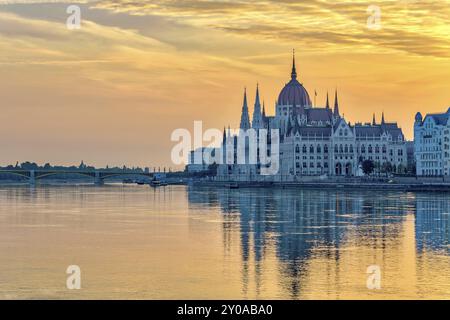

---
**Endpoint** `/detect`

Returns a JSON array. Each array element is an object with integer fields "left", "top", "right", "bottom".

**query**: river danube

[{"left": 0, "top": 185, "right": 449, "bottom": 299}]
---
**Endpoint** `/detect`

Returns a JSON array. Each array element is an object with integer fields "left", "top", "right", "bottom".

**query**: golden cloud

[{"left": 93, "top": 0, "right": 450, "bottom": 58}]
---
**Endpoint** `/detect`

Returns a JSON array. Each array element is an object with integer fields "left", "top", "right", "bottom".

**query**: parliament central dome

[{"left": 277, "top": 54, "right": 312, "bottom": 107}]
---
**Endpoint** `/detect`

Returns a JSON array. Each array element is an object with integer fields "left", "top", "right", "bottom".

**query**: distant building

[
  {"left": 414, "top": 108, "right": 450, "bottom": 176},
  {"left": 406, "top": 141, "right": 415, "bottom": 173},
  {"left": 187, "top": 147, "right": 218, "bottom": 173},
  {"left": 79, "top": 160, "right": 87, "bottom": 170}
]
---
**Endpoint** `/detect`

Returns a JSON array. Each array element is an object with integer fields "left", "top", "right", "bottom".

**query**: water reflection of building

[
  {"left": 188, "top": 186, "right": 433, "bottom": 298},
  {"left": 415, "top": 194, "right": 450, "bottom": 254}
]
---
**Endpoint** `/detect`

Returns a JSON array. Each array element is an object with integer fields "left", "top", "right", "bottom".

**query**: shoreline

[
  {"left": 2, "top": 179, "right": 450, "bottom": 192},
  {"left": 192, "top": 180, "right": 450, "bottom": 192}
]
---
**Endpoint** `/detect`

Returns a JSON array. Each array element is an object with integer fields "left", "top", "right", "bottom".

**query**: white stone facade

[{"left": 414, "top": 108, "right": 450, "bottom": 176}]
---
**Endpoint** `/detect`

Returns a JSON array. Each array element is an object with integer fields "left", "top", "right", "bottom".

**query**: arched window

[
  {"left": 375, "top": 145, "right": 380, "bottom": 153},
  {"left": 303, "top": 145, "right": 307, "bottom": 153},
  {"left": 339, "top": 144, "right": 344, "bottom": 153},
  {"left": 310, "top": 145, "right": 314, "bottom": 153},
  {"left": 335, "top": 144, "right": 339, "bottom": 153},
  {"left": 295, "top": 145, "right": 300, "bottom": 153},
  {"left": 317, "top": 145, "right": 322, "bottom": 153},
  {"left": 368, "top": 145, "right": 373, "bottom": 153},
  {"left": 344, "top": 144, "right": 349, "bottom": 153},
  {"left": 382, "top": 145, "right": 387, "bottom": 153},
  {"left": 361, "top": 145, "right": 366, "bottom": 153},
  {"left": 324, "top": 145, "right": 329, "bottom": 153},
  {"left": 350, "top": 145, "right": 354, "bottom": 153}
]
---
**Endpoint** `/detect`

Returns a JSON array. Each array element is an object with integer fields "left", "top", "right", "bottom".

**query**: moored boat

[{"left": 150, "top": 179, "right": 161, "bottom": 187}]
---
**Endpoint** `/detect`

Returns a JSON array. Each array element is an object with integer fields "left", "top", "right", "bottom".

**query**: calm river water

[{"left": 0, "top": 185, "right": 449, "bottom": 299}]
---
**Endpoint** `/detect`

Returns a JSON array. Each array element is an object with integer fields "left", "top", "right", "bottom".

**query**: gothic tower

[
  {"left": 252, "top": 84, "right": 263, "bottom": 129},
  {"left": 240, "top": 88, "right": 251, "bottom": 130}
]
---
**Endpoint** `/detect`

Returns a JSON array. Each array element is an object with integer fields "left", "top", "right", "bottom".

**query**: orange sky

[{"left": 0, "top": 0, "right": 449, "bottom": 168}]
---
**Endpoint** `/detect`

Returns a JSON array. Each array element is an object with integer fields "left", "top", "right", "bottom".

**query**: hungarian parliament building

[{"left": 215, "top": 54, "right": 408, "bottom": 181}]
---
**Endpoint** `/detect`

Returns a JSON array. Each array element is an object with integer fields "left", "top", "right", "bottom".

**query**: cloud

[
  {"left": 0, "top": 8, "right": 264, "bottom": 105},
  {"left": 0, "top": 10, "right": 171, "bottom": 70},
  {"left": 91, "top": 0, "right": 450, "bottom": 58}
]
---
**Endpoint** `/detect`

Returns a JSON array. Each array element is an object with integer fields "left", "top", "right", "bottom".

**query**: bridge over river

[{"left": 0, "top": 170, "right": 155, "bottom": 185}]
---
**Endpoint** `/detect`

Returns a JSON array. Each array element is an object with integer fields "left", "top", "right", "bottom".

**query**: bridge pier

[
  {"left": 29, "top": 170, "right": 36, "bottom": 186},
  {"left": 94, "top": 171, "right": 104, "bottom": 186}
]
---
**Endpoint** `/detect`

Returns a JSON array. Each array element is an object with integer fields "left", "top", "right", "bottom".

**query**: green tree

[
  {"left": 362, "top": 160, "right": 375, "bottom": 176},
  {"left": 20, "top": 161, "right": 38, "bottom": 170},
  {"left": 381, "top": 162, "right": 393, "bottom": 174},
  {"left": 408, "top": 163, "right": 416, "bottom": 175},
  {"left": 208, "top": 162, "right": 218, "bottom": 176}
]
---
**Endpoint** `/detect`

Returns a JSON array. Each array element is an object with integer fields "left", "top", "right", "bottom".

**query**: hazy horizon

[{"left": 1, "top": 0, "right": 449, "bottom": 168}]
